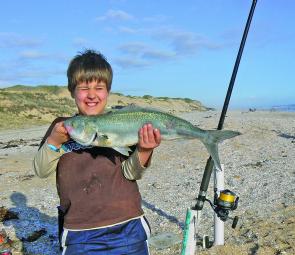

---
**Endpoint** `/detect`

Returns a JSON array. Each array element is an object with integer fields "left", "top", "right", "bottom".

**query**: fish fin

[
  {"left": 77, "top": 133, "right": 97, "bottom": 146},
  {"left": 202, "top": 130, "right": 241, "bottom": 171},
  {"left": 112, "top": 146, "right": 132, "bottom": 156},
  {"left": 203, "top": 142, "right": 222, "bottom": 171},
  {"left": 114, "top": 104, "right": 167, "bottom": 114},
  {"left": 207, "top": 130, "right": 241, "bottom": 143}
]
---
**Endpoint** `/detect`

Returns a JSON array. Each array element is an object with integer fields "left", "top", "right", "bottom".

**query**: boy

[{"left": 33, "top": 49, "right": 161, "bottom": 254}]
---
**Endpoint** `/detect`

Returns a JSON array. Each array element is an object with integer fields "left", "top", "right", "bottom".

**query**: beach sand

[{"left": 0, "top": 110, "right": 294, "bottom": 254}]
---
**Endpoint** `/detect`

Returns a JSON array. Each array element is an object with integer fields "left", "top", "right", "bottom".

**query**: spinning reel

[{"left": 206, "top": 189, "right": 239, "bottom": 228}]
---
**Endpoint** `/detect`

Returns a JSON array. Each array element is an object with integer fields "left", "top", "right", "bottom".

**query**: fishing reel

[{"left": 206, "top": 189, "right": 239, "bottom": 228}]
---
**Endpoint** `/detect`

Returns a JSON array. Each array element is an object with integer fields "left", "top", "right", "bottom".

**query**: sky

[{"left": 1, "top": 0, "right": 294, "bottom": 109}]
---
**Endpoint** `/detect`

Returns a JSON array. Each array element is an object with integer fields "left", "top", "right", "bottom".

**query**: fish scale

[{"left": 64, "top": 107, "right": 241, "bottom": 170}]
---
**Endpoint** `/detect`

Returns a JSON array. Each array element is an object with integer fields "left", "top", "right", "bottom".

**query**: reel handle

[{"left": 229, "top": 216, "right": 239, "bottom": 229}]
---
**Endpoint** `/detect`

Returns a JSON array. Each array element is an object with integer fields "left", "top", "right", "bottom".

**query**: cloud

[
  {"left": 0, "top": 32, "right": 42, "bottom": 48},
  {"left": 116, "top": 26, "right": 223, "bottom": 69},
  {"left": 118, "top": 42, "right": 175, "bottom": 62},
  {"left": 142, "top": 49, "right": 175, "bottom": 60},
  {"left": 119, "top": 42, "right": 148, "bottom": 55},
  {"left": 151, "top": 28, "right": 222, "bottom": 55},
  {"left": 114, "top": 57, "right": 149, "bottom": 69},
  {"left": 96, "top": 9, "right": 134, "bottom": 22},
  {"left": 118, "top": 26, "right": 138, "bottom": 34},
  {"left": 142, "top": 15, "right": 169, "bottom": 23},
  {"left": 1, "top": 69, "right": 50, "bottom": 80},
  {"left": 0, "top": 53, "right": 67, "bottom": 87},
  {"left": 17, "top": 50, "right": 71, "bottom": 65},
  {"left": 0, "top": 67, "right": 65, "bottom": 87},
  {"left": 72, "top": 37, "right": 92, "bottom": 47},
  {"left": 19, "top": 50, "right": 48, "bottom": 59}
]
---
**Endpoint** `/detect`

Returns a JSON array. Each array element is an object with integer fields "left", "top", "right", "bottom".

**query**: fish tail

[{"left": 202, "top": 130, "right": 241, "bottom": 170}]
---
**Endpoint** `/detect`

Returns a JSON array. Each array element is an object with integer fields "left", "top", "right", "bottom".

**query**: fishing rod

[
  {"left": 181, "top": 0, "right": 258, "bottom": 254},
  {"left": 195, "top": 0, "right": 258, "bottom": 211}
]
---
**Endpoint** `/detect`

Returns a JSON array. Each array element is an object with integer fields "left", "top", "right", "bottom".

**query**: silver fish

[{"left": 64, "top": 107, "right": 240, "bottom": 170}]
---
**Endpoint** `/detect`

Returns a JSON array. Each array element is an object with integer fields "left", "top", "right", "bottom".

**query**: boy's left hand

[
  {"left": 137, "top": 124, "right": 161, "bottom": 167},
  {"left": 138, "top": 123, "right": 161, "bottom": 151}
]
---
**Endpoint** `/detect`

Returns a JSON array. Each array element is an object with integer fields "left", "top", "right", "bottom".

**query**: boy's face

[{"left": 73, "top": 80, "right": 109, "bottom": 115}]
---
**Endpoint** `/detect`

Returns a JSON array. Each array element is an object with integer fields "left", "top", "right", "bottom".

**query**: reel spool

[
  {"left": 206, "top": 189, "right": 239, "bottom": 228},
  {"left": 216, "top": 189, "right": 238, "bottom": 210}
]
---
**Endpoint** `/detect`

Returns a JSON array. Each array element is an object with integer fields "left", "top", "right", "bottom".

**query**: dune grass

[{"left": 0, "top": 85, "right": 207, "bottom": 130}]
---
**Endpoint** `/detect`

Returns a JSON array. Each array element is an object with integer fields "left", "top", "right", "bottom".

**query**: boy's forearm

[
  {"left": 137, "top": 148, "right": 153, "bottom": 167},
  {"left": 33, "top": 140, "right": 65, "bottom": 178},
  {"left": 122, "top": 148, "right": 152, "bottom": 180}
]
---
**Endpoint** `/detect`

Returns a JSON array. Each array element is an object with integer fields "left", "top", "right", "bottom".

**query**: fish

[{"left": 63, "top": 106, "right": 241, "bottom": 170}]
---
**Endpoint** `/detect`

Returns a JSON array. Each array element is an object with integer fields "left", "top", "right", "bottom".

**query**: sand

[{"left": 0, "top": 110, "right": 294, "bottom": 254}]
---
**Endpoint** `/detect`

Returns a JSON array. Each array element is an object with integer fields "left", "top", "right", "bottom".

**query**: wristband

[{"left": 47, "top": 143, "right": 60, "bottom": 152}]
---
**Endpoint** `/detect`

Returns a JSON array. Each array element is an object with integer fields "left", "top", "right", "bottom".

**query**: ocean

[{"left": 270, "top": 104, "right": 295, "bottom": 112}]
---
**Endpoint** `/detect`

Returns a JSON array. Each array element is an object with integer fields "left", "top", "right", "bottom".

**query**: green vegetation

[
  {"left": 3, "top": 84, "right": 67, "bottom": 94},
  {"left": 142, "top": 95, "right": 153, "bottom": 99},
  {"left": 112, "top": 92, "right": 124, "bottom": 96},
  {"left": 158, "top": 96, "right": 170, "bottom": 101},
  {"left": 0, "top": 85, "right": 207, "bottom": 130},
  {"left": 0, "top": 86, "right": 76, "bottom": 130}
]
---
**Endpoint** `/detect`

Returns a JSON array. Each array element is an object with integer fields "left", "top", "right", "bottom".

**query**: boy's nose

[{"left": 87, "top": 88, "right": 97, "bottom": 98}]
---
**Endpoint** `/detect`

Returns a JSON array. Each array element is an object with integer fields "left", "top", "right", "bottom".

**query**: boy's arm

[
  {"left": 121, "top": 148, "right": 152, "bottom": 180},
  {"left": 33, "top": 141, "right": 66, "bottom": 178},
  {"left": 33, "top": 117, "right": 69, "bottom": 178}
]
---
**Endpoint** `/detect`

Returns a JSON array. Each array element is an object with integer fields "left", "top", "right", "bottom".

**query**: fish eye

[
  {"left": 72, "top": 120, "right": 79, "bottom": 129},
  {"left": 72, "top": 119, "right": 85, "bottom": 130}
]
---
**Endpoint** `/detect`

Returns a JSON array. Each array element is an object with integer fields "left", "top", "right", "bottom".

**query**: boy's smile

[{"left": 73, "top": 80, "right": 109, "bottom": 116}]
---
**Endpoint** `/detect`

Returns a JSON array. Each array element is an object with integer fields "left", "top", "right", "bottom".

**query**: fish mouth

[{"left": 64, "top": 124, "right": 73, "bottom": 134}]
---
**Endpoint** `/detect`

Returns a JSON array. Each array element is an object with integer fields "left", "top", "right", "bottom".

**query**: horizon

[
  {"left": 2, "top": 84, "right": 295, "bottom": 112},
  {"left": 1, "top": 1, "right": 294, "bottom": 109}
]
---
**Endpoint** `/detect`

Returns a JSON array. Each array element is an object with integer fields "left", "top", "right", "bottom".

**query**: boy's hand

[
  {"left": 137, "top": 123, "right": 161, "bottom": 167},
  {"left": 47, "top": 122, "right": 70, "bottom": 149}
]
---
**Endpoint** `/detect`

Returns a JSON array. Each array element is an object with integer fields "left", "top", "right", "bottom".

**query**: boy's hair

[{"left": 67, "top": 49, "right": 113, "bottom": 95}]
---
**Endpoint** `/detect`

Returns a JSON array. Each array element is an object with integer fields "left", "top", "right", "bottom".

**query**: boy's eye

[
  {"left": 76, "top": 86, "right": 105, "bottom": 91},
  {"left": 77, "top": 86, "right": 88, "bottom": 91}
]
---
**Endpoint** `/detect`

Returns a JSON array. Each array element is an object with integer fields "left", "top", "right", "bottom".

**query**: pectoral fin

[
  {"left": 112, "top": 146, "right": 132, "bottom": 156},
  {"left": 78, "top": 132, "right": 97, "bottom": 146}
]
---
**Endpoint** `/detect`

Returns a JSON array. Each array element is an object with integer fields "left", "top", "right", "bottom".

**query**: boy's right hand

[{"left": 47, "top": 122, "right": 70, "bottom": 149}]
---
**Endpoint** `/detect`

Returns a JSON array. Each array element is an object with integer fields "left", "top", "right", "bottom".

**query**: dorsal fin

[{"left": 113, "top": 104, "right": 166, "bottom": 113}]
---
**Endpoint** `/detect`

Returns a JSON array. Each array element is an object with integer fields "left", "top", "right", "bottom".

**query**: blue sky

[{"left": 1, "top": 0, "right": 294, "bottom": 109}]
